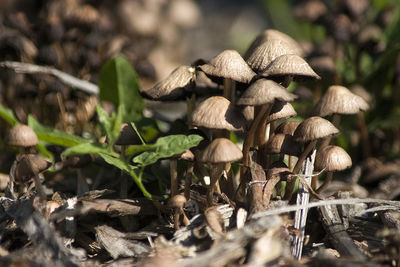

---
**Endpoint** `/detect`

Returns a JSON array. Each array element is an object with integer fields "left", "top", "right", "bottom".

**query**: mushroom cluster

[{"left": 144, "top": 30, "right": 368, "bottom": 253}]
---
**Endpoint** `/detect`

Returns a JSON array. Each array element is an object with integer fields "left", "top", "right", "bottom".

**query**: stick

[{"left": 0, "top": 61, "right": 99, "bottom": 95}]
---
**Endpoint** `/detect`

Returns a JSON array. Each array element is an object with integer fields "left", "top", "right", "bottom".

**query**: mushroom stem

[
  {"left": 77, "top": 169, "right": 89, "bottom": 196},
  {"left": 223, "top": 78, "right": 233, "bottom": 101},
  {"left": 241, "top": 104, "right": 272, "bottom": 177},
  {"left": 207, "top": 163, "right": 226, "bottom": 206},
  {"left": 186, "top": 93, "right": 196, "bottom": 129},
  {"left": 320, "top": 114, "right": 341, "bottom": 148},
  {"left": 282, "top": 75, "right": 293, "bottom": 88},
  {"left": 357, "top": 111, "right": 370, "bottom": 158},
  {"left": 33, "top": 172, "right": 47, "bottom": 201},
  {"left": 316, "top": 171, "right": 333, "bottom": 194},
  {"left": 170, "top": 159, "right": 178, "bottom": 197},
  {"left": 184, "top": 162, "right": 194, "bottom": 199},
  {"left": 284, "top": 140, "right": 317, "bottom": 200}
]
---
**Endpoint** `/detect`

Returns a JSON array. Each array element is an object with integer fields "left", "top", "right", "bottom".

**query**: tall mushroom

[
  {"left": 260, "top": 54, "right": 320, "bottom": 87},
  {"left": 311, "top": 85, "right": 369, "bottom": 147},
  {"left": 285, "top": 116, "right": 339, "bottom": 200},
  {"left": 7, "top": 124, "right": 39, "bottom": 154},
  {"left": 199, "top": 49, "right": 256, "bottom": 101},
  {"left": 314, "top": 145, "right": 352, "bottom": 193},
  {"left": 199, "top": 138, "right": 243, "bottom": 206},
  {"left": 244, "top": 29, "right": 304, "bottom": 73}
]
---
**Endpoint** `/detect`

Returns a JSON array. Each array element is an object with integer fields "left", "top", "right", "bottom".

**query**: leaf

[
  {"left": 98, "top": 152, "right": 131, "bottom": 173},
  {"left": 98, "top": 56, "right": 144, "bottom": 122},
  {"left": 125, "top": 144, "right": 156, "bottom": 157},
  {"left": 95, "top": 104, "right": 123, "bottom": 146},
  {"left": 62, "top": 143, "right": 116, "bottom": 157},
  {"left": 28, "top": 115, "right": 89, "bottom": 147},
  {"left": 133, "top": 134, "right": 203, "bottom": 166},
  {"left": 0, "top": 103, "right": 19, "bottom": 126}
]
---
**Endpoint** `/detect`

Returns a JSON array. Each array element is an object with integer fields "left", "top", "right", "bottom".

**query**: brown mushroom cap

[
  {"left": 350, "top": 84, "right": 372, "bottom": 103},
  {"left": 293, "top": 116, "right": 339, "bottom": 142},
  {"left": 311, "top": 85, "right": 370, "bottom": 117},
  {"left": 200, "top": 138, "right": 243, "bottom": 163},
  {"left": 314, "top": 145, "right": 352, "bottom": 172},
  {"left": 274, "top": 121, "right": 300, "bottom": 136},
  {"left": 292, "top": 0, "right": 327, "bottom": 22},
  {"left": 260, "top": 54, "right": 321, "bottom": 80},
  {"left": 266, "top": 133, "right": 302, "bottom": 156},
  {"left": 264, "top": 100, "right": 297, "bottom": 122},
  {"left": 115, "top": 123, "right": 141, "bottom": 146},
  {"left": 7, "top": 124, "right": 39, "bottom": 147},
  {"left": 191, "top": 96, "right": 246, "bottom": 131},
  {"left": 199, "top": 50, "right": 256, "bottom": 83},
  {"left": 236, "top": 79, "right": 297, "bottom": 106},
  {"left": 141, "top": 65, "right": 195, "bottom": 101},
  {"left": 244, "top": 38, "right": 303, "bottom": 73},
  {"left": 178, "top": 149, "right": 195, "bottom": 161}
]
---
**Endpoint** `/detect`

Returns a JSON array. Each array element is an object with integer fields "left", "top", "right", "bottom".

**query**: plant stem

[{"left": 129, "top": 167, "right": 154, "bottom": 200}]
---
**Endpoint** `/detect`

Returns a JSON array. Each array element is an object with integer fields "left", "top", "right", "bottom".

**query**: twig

[
  {"left": 0, "top": 61, "right": 99, "bottom": 95},
  {"left": 251, "top": 198, "right": 400, "bottom": 219}
]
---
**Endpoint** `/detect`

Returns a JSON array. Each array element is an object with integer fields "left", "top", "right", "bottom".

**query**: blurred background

[{"left": 0, "top": 0, "right": 400, "bottom": 165}]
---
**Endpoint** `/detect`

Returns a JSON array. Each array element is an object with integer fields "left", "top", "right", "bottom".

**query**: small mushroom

[
  {"left": 284, "top": 116, "right": 339, "bottom": 200},
  {"left": 168, "top": 194, "right": 190, "bottom": 229},
  {"left": 7, "top": 124, "right": 39, "bottom": 154},
  {"left": 13, "top": 153, "right": 51, "bottom": 201},
  {"left": 200, "top": 138, "right": 243, "bottom": 206},
  {"left": 314, "top": 145, "right": 352, "bottom": 193}
]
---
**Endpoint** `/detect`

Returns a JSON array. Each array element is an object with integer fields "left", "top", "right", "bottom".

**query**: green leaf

[
  {"left": 98, "top": 152, "right": 131, "bottom": 173},
  {"left": 133, "top": 134, "right": 203, "bottom": 166},
  {"left": 0, "top": 104, "right": 19, "bottom": 126},
  {"left": 98, "top": 56, "right": 144, "bottom": 122},
  {"left": 125, "top": 144, "right": 156, "bottom": 157},
  {"left": 28, "top": 115, "right": 89, "bottom": 147},
  {"left": 62, "top": 143, "right": 116, "bottom": 157}
]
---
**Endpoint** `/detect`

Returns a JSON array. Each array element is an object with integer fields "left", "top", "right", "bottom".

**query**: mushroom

[
  {"left": 284, "top": 116, "right": 339, "bottom": 200},
  {"left": 7, "top": 124, "right": 39, "bottom": 154},
  {"left": 199, "top": 49, "right": 256, "bottom": 100},
  {"left": 170, "top": 149, "right": 195, "bottom": 198},
  {"left": 115, "top": 123, "right": 141, "bottom": 198},
  {"left": 64, "top": 154, "right": 92, "bottom": 196},
  {"left": 260, "top": 54, "right": 320, "bottom": 87},
  {"left": 168, "top": 194, "right": 190, "bottom": 230},
  {"left": 13, "top": 153, "right": 51, "bottom": 201},
  {"left": 274, "top": 121, "right": 300, "bottom": 169},
  {"left": 314, "top": 145, "right": 352, "bottom": 193},
  {"left": 244, "top": 29, "right": 304, "bottom": 73},
  {"left": 191, "top": 95, "right": 246, "bottom": 139},
  {"left": 311, "top": 85, "right": 369, "bottom": 147},
  {"left": 140, "top": 65, "right": 197, "bottom": 127},
  {"left": 256, "top": 100, "right": 297, "bottom": 166},
  {"left": 199, "top": 138, "right": 243, "bottom": 206},
  {"left": 236, "top": 79, "right": 296, "bottom": 172}
]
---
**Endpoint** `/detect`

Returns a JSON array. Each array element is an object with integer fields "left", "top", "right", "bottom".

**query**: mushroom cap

[
  {"left": 309, "top": 56, "right": 336, "bottom": 74},
  {"left": 260, "top": 54, "right": 321, "bottom": 80},
  {"left": 7, "top": 124, "right": 39, "bottom": 147},
  {"left": 200, "top": 138, "right": 243, "bottom": 163},
  {"left": 311, "top": 85, "right": 370, "bottom": 117},
  {"left": 236, "top": 79, "right": 297, "bottom": 106},
  {"left": 350, "top": 84, "right": 372, "bottom": 103},
  {"left": 179, "top": 149, "right": 195, "bottom": 161},
  {"left": 266, "top": 133, "right": 302, "bottom": 156},
  {"left": 199, "top": 50, "right": 256, "bottom": 83},
  {"left": 314, "top": 145, "right": 352, "bottom": 172},
  {"left": 293, "top": 0, "right": 327, "bottom": 22},
  {"left": 141, "top": 65, "right": 195, "bottom": 101},
  {"left": 274, "top": 121, "right": 300, "bottom": 135},
  {"left": 191, "top": 96, "right": 246, "bottom": 131},
  {"left": 293, "top": 116, "right": 339, "bottom": 142},
  {"left": 168, "top": 194, "right": 187, "bottom": 208},
  {"left": 264, "top": 100, "right": 297, "bottom": 123},
  {"left": 245, "top": 38, "right": 303, "bottom": 73},
  {"left": 115, "top": 123, "right": 141, "bottom": 146},
  {"left": 64, "top": 154, "right": 92, "bottom": 168}
]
